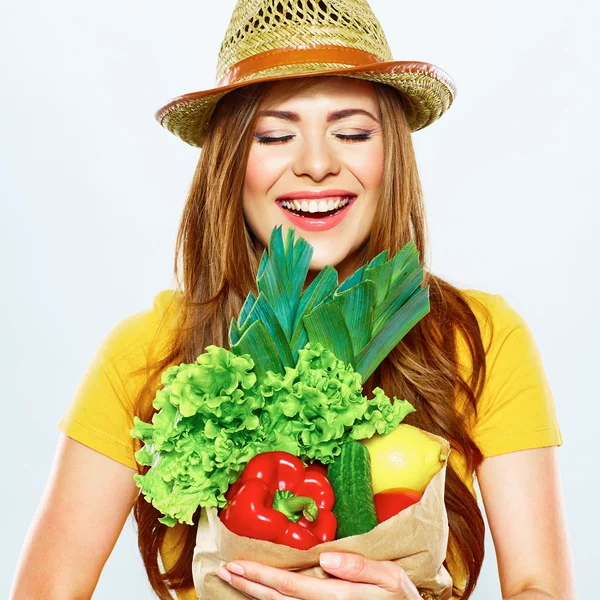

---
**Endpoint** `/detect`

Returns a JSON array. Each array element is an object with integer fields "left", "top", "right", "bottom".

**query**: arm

[
  {"left": 10, "top": 433, "right": 140, "bottom": 600},
  {"left": 476, "top": 446, "right": 576, "bottom": 600}
]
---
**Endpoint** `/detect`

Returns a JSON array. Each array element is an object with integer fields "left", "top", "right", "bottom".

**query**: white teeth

[{"left": 280, "top": 196, "right": 353, "bottom": 213}]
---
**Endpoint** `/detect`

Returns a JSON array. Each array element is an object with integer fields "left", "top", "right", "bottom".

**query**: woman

[{"left": 11, "top": 1, "right": 575, "bottom": 599}]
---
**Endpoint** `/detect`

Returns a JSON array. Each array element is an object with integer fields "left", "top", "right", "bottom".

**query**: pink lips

[
  {"left": 276, "top": 189, "right": 356, "bottom": 201},
  {"left": 276, "top": 195, "right": 357, "bottom": 232}
]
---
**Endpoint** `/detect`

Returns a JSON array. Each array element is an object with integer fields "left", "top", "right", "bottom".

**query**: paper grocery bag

[{"left": 192, "top": 431, "right": 453, "bottom": 600}]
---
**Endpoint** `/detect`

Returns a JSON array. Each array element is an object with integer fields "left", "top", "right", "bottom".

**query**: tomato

[{"left": 373, "top": 488, "right": 423, "bottom": 523}]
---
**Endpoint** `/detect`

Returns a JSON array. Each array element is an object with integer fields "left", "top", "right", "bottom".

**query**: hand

[{"left": 215, "top": 551, "right": 423, "bottom": 599}]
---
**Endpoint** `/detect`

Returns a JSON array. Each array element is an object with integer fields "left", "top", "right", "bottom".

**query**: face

[{"left": 242, "top": 76, "right": 384, "bottom": 279}]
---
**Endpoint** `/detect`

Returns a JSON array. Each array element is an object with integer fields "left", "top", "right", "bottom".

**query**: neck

[{"left": 302, "top": 252, "right": 364, "bottom": 293}]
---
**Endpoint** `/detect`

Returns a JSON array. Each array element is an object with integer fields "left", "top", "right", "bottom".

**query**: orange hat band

[{"left": 217, "top": 45, "right": 385, "bottom": 87}]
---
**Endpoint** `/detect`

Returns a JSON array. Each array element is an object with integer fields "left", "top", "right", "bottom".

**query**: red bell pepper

[
  {"left": 219, "top": 451, "right": 337, "bottom": 550},
  {"left": 374, "top": 488, "right": 423, "bottom": 523}
]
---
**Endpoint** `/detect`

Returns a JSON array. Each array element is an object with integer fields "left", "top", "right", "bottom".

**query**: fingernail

[
  {"left": 216, "top": 567, "right": 232, "bottom": 583},
  {"left": 320, "top": 552, "right": 342, "bottom": 568},
  {"left": 227, "top": 562, "right": 245, "bottom": 576}
]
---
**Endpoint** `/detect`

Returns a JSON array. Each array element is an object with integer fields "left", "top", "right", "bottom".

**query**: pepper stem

[{"left": 272, "top": 489, "right": 319, "bottom": 523}]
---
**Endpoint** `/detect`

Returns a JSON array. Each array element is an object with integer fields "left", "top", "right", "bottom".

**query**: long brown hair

[{"left": 131, "top": 76, "right": 489, "bottom": 599}]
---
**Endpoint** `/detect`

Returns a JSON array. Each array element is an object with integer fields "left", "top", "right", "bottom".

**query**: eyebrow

[{"left": 256, "top": 108, "right": 380, "bottom": 123}]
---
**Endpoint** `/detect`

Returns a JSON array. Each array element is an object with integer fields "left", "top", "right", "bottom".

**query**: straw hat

[{"left": 155, "top": 0, "right": 457, "bottom": 148}]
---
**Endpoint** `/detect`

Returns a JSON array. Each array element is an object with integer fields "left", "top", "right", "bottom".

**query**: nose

[{"left": 292, "top": 134, "right": 341, "bottom": 181}]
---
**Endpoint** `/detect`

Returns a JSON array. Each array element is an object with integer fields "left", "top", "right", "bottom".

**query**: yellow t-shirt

[{"left": 57, "top": 287, "right": 562, "bottom": 600}]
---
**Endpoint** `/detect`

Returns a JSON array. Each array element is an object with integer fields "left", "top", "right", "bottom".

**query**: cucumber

[{"left": 327, "top": 440, "right": 379, "bottom": 538}]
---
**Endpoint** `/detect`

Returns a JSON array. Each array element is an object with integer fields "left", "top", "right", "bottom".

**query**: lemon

[{"left": 360, "top": 424, "right": 446, "bottom": 494}]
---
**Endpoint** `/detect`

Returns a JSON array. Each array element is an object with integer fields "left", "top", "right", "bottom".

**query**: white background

[{"left": 2, "top": 0, "right": 598, "bottom": 597}]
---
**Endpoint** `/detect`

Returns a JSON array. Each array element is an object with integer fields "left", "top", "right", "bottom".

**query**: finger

[
  {"left": 221, "top": 560, "right": 340, "bottom": 600},
  {"left": 217, "top": 565, "right": 299, "bottom": 600},
  {"left": 218, "top": 560, "right": 393, "bottom": 600},
  {"left": 319, "top": 552, "right": 415, "bottom": 595}
]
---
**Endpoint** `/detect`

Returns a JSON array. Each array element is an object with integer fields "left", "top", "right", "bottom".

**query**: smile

[
  {"left": 276, "top": 196, "right": 357, "bottom": 232},
  {"left": 279, "top": 196, "right": 351, "bottom": 217}
]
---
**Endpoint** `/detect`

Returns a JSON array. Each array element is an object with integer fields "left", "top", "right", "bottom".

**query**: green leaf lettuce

[{"left": 130, "top": 342, "right": 414, "bottom": 526}]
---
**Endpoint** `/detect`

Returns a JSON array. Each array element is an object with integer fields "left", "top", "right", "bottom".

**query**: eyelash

[{"left": 254, "top": 132, "right": 373, "bottom": 144}]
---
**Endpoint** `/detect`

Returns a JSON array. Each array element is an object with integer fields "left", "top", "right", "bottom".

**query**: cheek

[
  {"left": 244, "top": 146, "right": 292, "bottom": 195},
  {"left": 242, "top": 150, "right": 275, "bottom": 229},
  {"left": 244, "top": 150, "right": 272, "bottom": 198},
  {"left": 353, "top": 144, "right": 385, "bottom": 192},
  {"left": 243, "top": 148, "right": 289, "bottom": 246},
  {"left": 342, "top": 144, "right": 385, "bottom": 235}
]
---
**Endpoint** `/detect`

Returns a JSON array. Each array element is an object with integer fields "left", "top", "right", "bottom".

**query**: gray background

[{"left": 2, "top": 0, "right": 598, "bottom": 597}]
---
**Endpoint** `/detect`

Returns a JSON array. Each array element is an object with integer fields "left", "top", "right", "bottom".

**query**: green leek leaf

[
  {"left": 238, "top": 291, "right": 256, "bottom": 329},
  {"left": 290, "top": 265, "right": 338, "bottom": 356},
  {"left": 366, "top": 249, "right": 389, "bottom": 269},
  {"left": 389, "top": 241, "right": 420, "bottom": 286},
  {"left": 373, "top": 264, "right": 425, "bottom": 336},
  {"left": 229, "top": 318, "right": 242, "bottom": 346},
  {"left": 240, "top": 293, "right": 294, "bottom": 366},
  {"left": 333, "top": 280, "right": 375, "bottom": 355},
  {"left": 356, "top": 285, "right": 430, "bottom": 380},
  {"left": 303, "top": 300, "right": 355, "bottom": 366},
  {"left": 335, "top": 250, "right": 389, "bottom": 295},
  {"left": 257, "top": 250, "right": 269, "bottom": 281},
  {"left": 336, "top": 262, "right": 367, "bottom": 293},
  {"left": 231, "top": 320, "right": 285, "bottom": 380},
  {"left": 257, "top": 226, "right": 313, "bottom": 340},
  {"left": 365, "top": 256, "right": 395, "bottom": 306}
]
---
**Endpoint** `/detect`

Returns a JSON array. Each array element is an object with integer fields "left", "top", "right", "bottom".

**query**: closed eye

[
  {"left": 254, "top": 132, "right": 373, "bottom": 144},
  {"left": 336, "top": 133, "right": 372, "bottom": 142},
  {"left": 254, "top": 134, "right": 294, "bottom": 144}
]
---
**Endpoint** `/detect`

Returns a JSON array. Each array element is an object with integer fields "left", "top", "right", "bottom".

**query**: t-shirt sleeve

[
  {"left": 57, "top": 290, "right": 178, "bottom": 470},
  {"left": 469, "top": 293, "right": 563, "bottom": 457}
]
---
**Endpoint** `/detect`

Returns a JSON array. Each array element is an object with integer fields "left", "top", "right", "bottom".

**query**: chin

[
  {"left": 248, "top": 216, "right": 368, "bottom": 275},
  {"left": 308, "top": 242, "right": 354, "bottom": 272}
]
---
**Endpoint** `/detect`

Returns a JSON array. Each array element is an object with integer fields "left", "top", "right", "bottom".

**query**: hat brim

[{"left": 155, "top": 60, "right": 456, "bottom": 148}]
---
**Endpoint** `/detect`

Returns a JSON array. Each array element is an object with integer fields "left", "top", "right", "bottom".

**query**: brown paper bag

[{"left": 192, "top": 431, "right": 453, "bottom": 600}]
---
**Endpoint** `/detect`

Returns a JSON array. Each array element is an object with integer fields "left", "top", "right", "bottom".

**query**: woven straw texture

[
  {"left": 216, "top": 0, "right": 394, "bottom": 80},
  {"left": 157, "top": 0, "right": 457, "bottom": 148}
]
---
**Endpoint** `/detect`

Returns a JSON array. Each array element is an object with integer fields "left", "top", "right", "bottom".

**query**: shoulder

[
  {"left": 452, "top": 287, "right": 542, "bottom": 405},
  {"left": 458, "top": 289, "right": 562, "bottom": 455},
  {"left": 57, "top": 289, "right": 185, "bottom": 468},
  {"left": 100, "top": 288, "right": 184, "bottom": 366},
  {"left": 121, "top": 288, "right": 182, "bottom": 332},
  {"left": 458, "top": 287, "right": 531, "bottom": 348}
]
